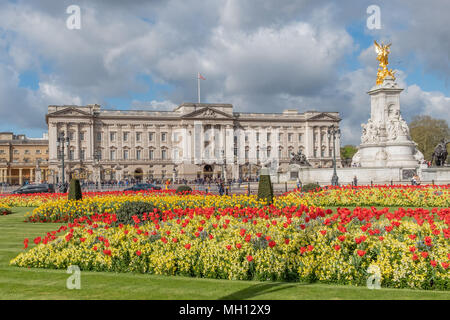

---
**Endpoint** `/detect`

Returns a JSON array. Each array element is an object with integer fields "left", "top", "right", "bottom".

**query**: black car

[
  {"left": 11, "top": 183, "right": 55, "bottom": 194},
  {"left": 123, "top": 184, "right": 161, "bottom": 192}
]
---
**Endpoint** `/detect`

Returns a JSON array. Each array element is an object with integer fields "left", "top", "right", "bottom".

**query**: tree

[
  {"left": 409, "top": 115, "right": 450, "bottom": 161},
  {"left": 340, "top": 145, "right": 358, "bottom": 166},
  {"left": 340, "top": 145, "right": 358, "bottom": 159}
]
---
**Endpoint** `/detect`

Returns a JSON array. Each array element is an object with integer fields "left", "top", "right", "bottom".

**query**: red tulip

[{"left": 357, "top": 250, "right": 366, "bottom": 257}]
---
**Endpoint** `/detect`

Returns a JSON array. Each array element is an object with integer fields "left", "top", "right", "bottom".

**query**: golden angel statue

[{"left": 374, "top": 40, "right": 396, "bottom": 85}]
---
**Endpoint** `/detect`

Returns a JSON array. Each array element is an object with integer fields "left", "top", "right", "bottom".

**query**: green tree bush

[
  {"left": 116, "top": 201, "right": 159, "bottom": 225},
  {"left": 409, "top": 115, "right": 450, "bottom": 160},
  {"left": 257, "top": 168, "right": 274, "bottom": 204},
  {"left": 176, "top": 185, "right": 192, "bottom": 194},
  {"left": 301, "top": 183, "right": 321, "bottom": 193},
  {"left": 68, "top": 179, "right": 82, "bottom": 201}
]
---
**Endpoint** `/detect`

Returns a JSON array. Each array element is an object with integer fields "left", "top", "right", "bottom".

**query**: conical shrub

[
  {"left": 257, "top": 168, "right": 274, "bottom": 204},
  {"left": 68, "top": 178, "right": 82, "bottom": 201}
]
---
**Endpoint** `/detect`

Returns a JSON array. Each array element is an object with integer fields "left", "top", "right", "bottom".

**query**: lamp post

[
  {"left": 57, "top": 132, "right": 70, "bottom": 192},
  {"left": 327, "top": 125, "right": 340, "bottom": 186},
  {"left": 93, "top": 149, "right": 101, "bottom": 189},
  {"left": 221, "top": 149, "right": 225, "bottom": 181}
]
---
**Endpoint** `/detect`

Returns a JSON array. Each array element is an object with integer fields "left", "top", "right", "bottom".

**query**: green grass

[{"left": 0, "top": 207, "right": 449, "bottom": 300}]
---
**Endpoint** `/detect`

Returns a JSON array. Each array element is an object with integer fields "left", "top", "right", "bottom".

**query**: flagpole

[{"left": 197, "top": 72, "right": 200, "bottom": 103}]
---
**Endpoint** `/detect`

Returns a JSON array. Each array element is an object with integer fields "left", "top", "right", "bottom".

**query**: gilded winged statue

[{"left": 374, "top": 40, "right": 396, "bottom": 85}]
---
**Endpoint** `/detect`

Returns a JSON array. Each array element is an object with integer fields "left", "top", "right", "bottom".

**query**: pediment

[
  {"left": 181, "top": 107, "right": 234, "bottom": 120},
  {"left": 48, "top": 106, "right": 92, "bottom": 117},
  {"left": 307, "top": 112, "right": 340, "bottom": 121}
]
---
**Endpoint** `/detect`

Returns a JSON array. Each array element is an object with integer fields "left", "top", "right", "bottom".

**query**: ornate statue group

[
  {"left": 431, "top": 139, "right": 449, "bottom": 167},
  {"left": 361, "top": 108, "right": 410, "bottom": 144},
  {"left": 289, "top": 149, "right": 311, "bottom": 166}
]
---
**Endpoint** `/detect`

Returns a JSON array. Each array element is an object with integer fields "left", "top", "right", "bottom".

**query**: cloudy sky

[{"left": 0, "top": 0, "right": 448, "bottom": 144}]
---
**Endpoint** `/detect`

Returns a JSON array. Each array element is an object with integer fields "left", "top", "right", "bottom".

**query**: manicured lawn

[{"left": 0, "top": 207, "right": 449, "bottom": 300}]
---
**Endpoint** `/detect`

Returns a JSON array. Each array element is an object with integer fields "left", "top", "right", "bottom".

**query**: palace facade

[
  {"left": 46, "top": 103, "right": 341, "bottom": 183},
  {"left": 0, "top": 132, "right": 49, "bottom": 185}
]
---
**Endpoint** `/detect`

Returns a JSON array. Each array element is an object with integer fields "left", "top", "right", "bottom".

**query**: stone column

[
  {"left": 75, "top": 123, "right": 80, "bottom": 160},
  {"left": 49, "top": 123, "right": 58, "bottom": 162},
  {"left": 19, "top": 168, "right": 23, "bottom": 185}
]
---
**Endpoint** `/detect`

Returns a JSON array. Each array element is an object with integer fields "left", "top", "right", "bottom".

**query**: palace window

[
  {"left": 256, "top": 132, "right": 260, "bottom": 143},
  {"left": 136, "top": 132, "right": 141, "bottom": 142},
  {"left": 267, "top": 148, "right": 271, "bottom": 158},
  {"left": 149, "top": 132, "right": 154, "bottom": 142},
  {"left": 288, "top": 133, "right": 293, "bottom": 142},
  {"left": 278, "top": 147, "right": 282, "bottom": 159},
  {"left": 35, "top": 150, "right": 41, "bottom": 154},
  {"left": 245, "top": 133, "right": 248, "bottom": 143},
  {"left": 24, "top": 150, "right": 30, "bottom": 154},
  {"left": 110, "top": 132, "right": 116, "bottom": 141},
  {"left": 79, "top": 132, "right": 85, "bottom": 141},
  {"left": 69, "top": 149, "right": 75, "bottom": 160},
  {"left": 267, "top": 132, "right": 271, "bottom": 142},
  {"left": 136, "top": 149, "right": 142, "bottom": 160},
  {"left": 245, "top": 149, "right": 249, "bottom": 160},
  {"left": 123, "top": 132, "right": 129, "bottom": 142},
  {"left": 149, "top": 149, "right": 154, "bottom": 160},
  {"left": 161, "top": 149, "right": 167, "bottom": 160},
  {"left": 69, "top": 132, "right": 75, "bottom": 141},
  {"left": 278, "top": 133, "right": 282, "bottom": 142},
  {"left": 298, "top": 133, "right": 303, "bottom": 142},
  {"left": 110, "top": 149, "right": 116, "bottom": 160},
  {"left": 123, "top": 149, "right": 129, "bottom": 160},
  {"left": 161, "top": 132, "right": 167, "bottom": 142},
  {"left": 96, "top": 132, "right": 102, "bottom": 141},
  {"left": 80, "top": 149, "right": 85, "bottom": 160}
]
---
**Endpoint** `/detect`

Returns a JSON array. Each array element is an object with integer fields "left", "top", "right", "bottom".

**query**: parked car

[
  {"left": 123, "top": 184, "right": 161, "bottom": 192},
  {"left": 11, "top": 183, "right": 55, "bottom": 194}
]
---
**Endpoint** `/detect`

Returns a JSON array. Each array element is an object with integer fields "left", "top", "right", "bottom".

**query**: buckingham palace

[{"left": 46, "top": 103, "right": 341, "bottom": 183}]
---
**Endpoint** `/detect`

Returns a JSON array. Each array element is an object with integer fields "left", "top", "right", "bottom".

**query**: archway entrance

[
  {"left": 203, "top": 165, "right": 213, "bottom": 181},
  {"left": 134, "top": 168, "right": 143, "bottom": 182}
]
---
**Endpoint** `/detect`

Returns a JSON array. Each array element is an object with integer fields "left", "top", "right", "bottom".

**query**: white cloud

[{"left": 0, "top": 0, "right": 447, "bottom": 146}]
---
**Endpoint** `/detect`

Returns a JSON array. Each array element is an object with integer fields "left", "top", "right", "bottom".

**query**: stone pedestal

[{"left": 352, "top": 76, "right": 423, "bottom": 168}]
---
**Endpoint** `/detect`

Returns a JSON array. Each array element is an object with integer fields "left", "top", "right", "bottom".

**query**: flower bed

[
  {"left": 11, "top": 205, "right": 450, "bottom": 290},
  {"left": 25, "top": 193, "right": 296, "bottom": 223},
  {"left": 0, "top": 189, "right": 180, "bottom": 208},
  {"left": 288, "top": 185, "right": 450, "bottom": 208}
]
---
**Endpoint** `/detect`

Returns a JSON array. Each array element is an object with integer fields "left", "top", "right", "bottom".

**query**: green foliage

[
  {"left": 302, "top": 183, "right": 321, "bottom": 193},
  {"left": 68, "top": 179, "right": 82, "bottom": 201},
  {"left": 176, "top": 185, "right": 192, "bottom": 195},
  {"left": 0, "top": 207, "right": 12, "bottom": 216},
  {"left": 116, "top": 201, "right": 159, "bottom": 225},
  {"left": 409, "top": 115, "right": 450, "bottom": 160},
  {"left": 257, "top": 172, "right": 274, "bottom": 204},
  {"left": 340, "top": 145, "right": 358, "bottom": 160}
]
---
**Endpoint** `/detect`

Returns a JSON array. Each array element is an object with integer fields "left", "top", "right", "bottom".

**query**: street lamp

[
  {"left": 221, "top": 149, "right": 225, "bottom": 181},
  {"left": 57, "top": 131, "right": 70, "bottom": 191},
  {"left": 327, "top": 125, "right": 340, "bottom": 186},
  {"left": 93, "top": 149, "right": 101, "bottom": 188}
]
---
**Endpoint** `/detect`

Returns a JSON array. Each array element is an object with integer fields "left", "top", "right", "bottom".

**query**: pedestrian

[{"left": 353, "top": 176, "right": 358, "bottom": 187}]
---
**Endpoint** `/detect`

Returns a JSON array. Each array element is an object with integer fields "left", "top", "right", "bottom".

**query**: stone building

[
  {"left": 0, "top": 132, "right": 49, "bottom": 185},
  {"left": 46, "top": 103, "right": 341, "bottom": 183}
]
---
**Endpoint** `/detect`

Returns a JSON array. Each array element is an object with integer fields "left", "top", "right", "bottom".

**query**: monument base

[
  {"left": 276, "top": 166, "right": 450, "bottom": 185},
  {"left": 357, "top": 140, "right": 422, "bottom": 168}
]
